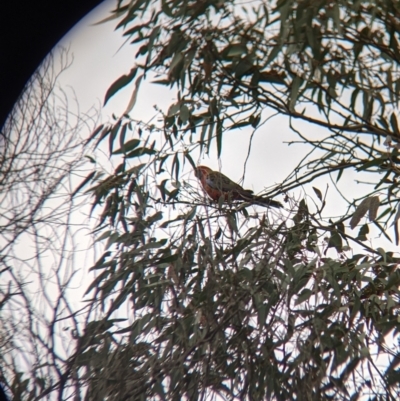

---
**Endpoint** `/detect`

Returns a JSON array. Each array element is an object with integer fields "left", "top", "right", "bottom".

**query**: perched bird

[{"left": 195, "top": 165, "right": 282, "bottom": 208}]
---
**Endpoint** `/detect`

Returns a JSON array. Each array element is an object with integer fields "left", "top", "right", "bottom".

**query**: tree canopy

[
  {"left": 78, "top": 1, "right": 400, "bottom": 399},
  {"left": 3, "top": 1, "right": 400, "bottom": 400}
]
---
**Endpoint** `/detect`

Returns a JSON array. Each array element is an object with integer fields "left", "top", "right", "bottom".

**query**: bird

[{"left": 195, "top": 165, "right": 282, "bottom": 208}]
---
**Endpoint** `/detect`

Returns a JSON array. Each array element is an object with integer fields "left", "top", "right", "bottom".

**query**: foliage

[
  {"left": 72, "top": 151, "right": 400, "bottom": 400},
  {"left": 103, "top": 0, "right": 400, "bottom": 235},
  {"left": 4, "top": 1, "right": 400, "bottom": 400},
  {"left": 72, "top": 0, "right": 400, "bottom": 400}
]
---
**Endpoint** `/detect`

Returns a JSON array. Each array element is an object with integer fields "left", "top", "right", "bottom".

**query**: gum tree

[{"left": 31, "top": 1, "right": 400, "bottom": 400}]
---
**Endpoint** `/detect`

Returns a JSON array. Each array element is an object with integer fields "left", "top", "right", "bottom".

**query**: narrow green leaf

[
  {"left": 226, "top": 43, "right": 247, "bottom": 58},
  {"left": 251, "top": 114, "right": 261, "bottom": 128},
  {"left": 104, "top": 67, "right": 138, "bottom": 106},
  {"left": 234, "top": 59, "right": 253, "bottom": 78},
  {"left": 109, "top": 121, "right": 121, "bottom": 155},
  {"left": 151, "top": 79, "right": 171, "bottom": 85},
  {"left": 118, "top": 124, "right": 128, "bottom": 149},
  {"left": 123, "top": 74, "right": 144, "bottom": 114},
  {"left": 184, "top": 206, "right": 197, "bottom": 221},
  {"left": 180, "top": 104, "right": 190, "bottom": 124},
  {"left": 95, "top": 230, "right": 113, "bottom": 243},
  {"left": 106, "top": 232, "right": 120, "bottom": 249},
  {"left": 95, "top": 126, "right": 111, "bottom": 148},
  {"left": 289, "top": 75, "right": 302, "bottom": 111},
  {"left": 258, "top": 70, "right": 286, "bottom": 84},
  {"left": 332, "top": 3, "right": 342, "bottom": 34},
  {"left": 94, "top": 8, "right": 127, "bottom": 25},
  {"left": 154, "top": 254, "right": 179, "bottom": 265},
  {"left": 86, "top": 124, "right": 105, "bottom": 145},
  {"left": 313, "top": 187, "right": 323, "bottom": 201},
  {"left": 390, "top": 113, "right": 400, "bottom": 136},
  {"left": 357, "top": 224, "right": 369, "bottom": 241},
  {"left": 207, "top": 120, "right": 215, "bottom": 154},
  {"left": 167, "top": 103, "right": 180, "bottom": 117},
  {"left": 328, "top": 231, "right": 343, "bottom": 251},
  {"left": 368, "top": 196, "right": 380, "bottom": 222},
  {"left": 113, "top": 139, "right": 141, "bottom": 154},
  {"left": 184, "top": 152, "right": 197, "bottom": 171},
  {"left": 216, "top": 120, "right": 223, "bottom": 158},
  {"left": 350, "top": 197, "right": 371, "bottom": 229},
  {"left": 393, "top": 203, "right": 400, "bottom": 245},
  {"left": 295, "top": 288, "right": 313, "bottom": 305},
  {"left": 350, "top": 88, "right": 360, "bottom": 111},
  {"left": 226, "top": 212, "right": 238, "bottom": 232},
  {"left": 85, "top": 155, "right": 96, "bottom": 164},
  {"left": 172, "top": 153, "right": 180, "bottom": 182},
  {"left": 125, "top": 147, "right": 156, "bottom": 158},
  {"left": 147, "top": 211, "right": 163, "bottom": 224},
  {"left": 257, "top": 304, "right": 267, "bottom": 329},
  {"left": 291, "top": 266, "right": 312, "bottom": 294},
  {"left": 266, "top": 44, "right": 281, "bottom": 65},
  {"left": 136, "top": 239, "right": 168, "bottom": 252},
  {"left": 71, "top": 171, "right": 96, "bottom": 198},
  {"left": 229, "top": 120, "right": 252, "bottom": 130},
  {"left": 169, "top": 52, "right": 184, "bottom": 77}
]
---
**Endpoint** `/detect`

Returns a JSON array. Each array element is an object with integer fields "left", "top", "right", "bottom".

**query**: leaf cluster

[
  {"left": 58, "top": 1, "right": 400, "bottom": 399},
  {"left": 71, "top": 141, "right": 400, "bottom": 399},
  {"left": 101, "top": 0, "right": 400, "bottom": 235}
]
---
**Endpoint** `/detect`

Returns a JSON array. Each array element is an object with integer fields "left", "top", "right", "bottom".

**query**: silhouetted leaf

[
  {"left": 393, "top": 203, "right": 400, "bottom": 245},
  {"left": 125, "top": 147, "right": 156, "bottom": 158},
  {"left": 350, "top": 197, "right": 379, "bottom": 229},
  {"left": 71, "top": 171, "right": 96, "bottom": 198},
  {"left": 357, "top": 224, "right": 369, "bottom": 241},
  {"left": 104, "top": 67, "right": 138, "bottom": 105},
  {"left": 123, "top": 74, "right": 143, "bottom": 114},
  {"left": 167, "top": 103, "right": 180, "bottom": 117},
  {"left": 313, "top": 187, "right": 323, "bottom": 201},
  {"left": 113, "top": 139, "right": 141, "bottom": 154},
  {"left": 289, "top": 75, "right": 302, "bottom": 111},
  {"left": 328, "top": 231, "right": 342, "bottom": 251},
  {"left": 86, "top": 124, "right": 105, "bottom": 145},
  {"left": 226, "top": 43, "right": 247, "bottom": 58},
  {"left": 368, "top": 196, "right": 380, "bottom": 221},
  {"left": 180, "top": 104, "right": 190, "bottom": 124}
]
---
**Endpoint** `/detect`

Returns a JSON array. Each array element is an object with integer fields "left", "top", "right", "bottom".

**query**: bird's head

[{"left": 195, "top": 165, "right": 212, "bottom": 180}]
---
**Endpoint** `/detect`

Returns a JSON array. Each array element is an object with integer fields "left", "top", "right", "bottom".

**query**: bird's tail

[
  {"left": 252, "top": 196, "right": 283, "bottom": 208},
  {"left": 238, "top": 191, "right": 283, "bottom": 208}
]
